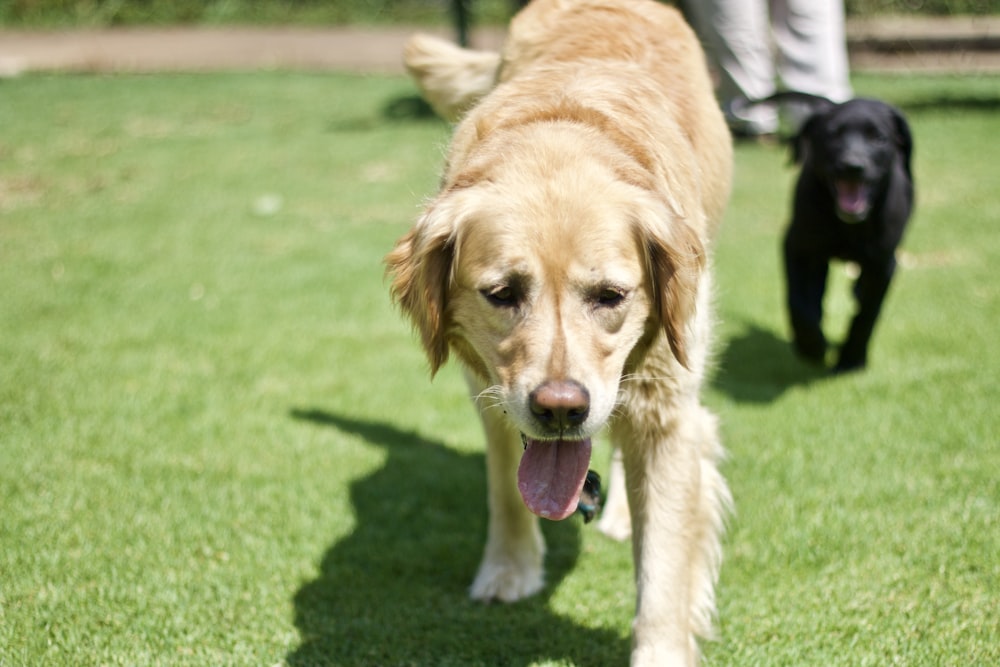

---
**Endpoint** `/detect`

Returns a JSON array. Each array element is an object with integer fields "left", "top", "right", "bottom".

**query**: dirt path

[
  {"left": 0, "top": 25, "right": 503, "bottom": 76},
  {"left": 1, "top": 17, "right": 999, "bottom": 77}
]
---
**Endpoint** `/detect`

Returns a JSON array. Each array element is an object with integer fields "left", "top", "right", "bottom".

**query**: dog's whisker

[
  {"left": 473, "top": 385, "right": 507, "bottom": 412},
  {"left": 609, "top": 403, "right": 628, "bottom": 422},
  {"left": 473, "top": 384, "right": 503, "bottom": 400},
  {"left": 619, "top": 373, "right": 681, "bottom": 384},
  {"left": 475, "top": 397, "right": 504, "bottom": 411}
]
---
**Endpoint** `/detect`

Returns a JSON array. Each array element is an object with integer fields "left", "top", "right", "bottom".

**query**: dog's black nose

[
  {"left": 529, "top": 380, "right": 590, "bottom": 430},
  {"left": 838, "top": 152, "right": 867, "bottom": 179},
  {"left": 838, "top": 164, "right": 865, "bottom": 180}
]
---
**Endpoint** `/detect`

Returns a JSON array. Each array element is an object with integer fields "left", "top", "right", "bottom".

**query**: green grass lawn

[{"left": 1, "top": 70, "right": 997, "bottom": 666}]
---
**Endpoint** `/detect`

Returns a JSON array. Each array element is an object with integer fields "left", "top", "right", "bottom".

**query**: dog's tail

[{"left": 404, "top": 34, "right": 501, "bottom": 123}]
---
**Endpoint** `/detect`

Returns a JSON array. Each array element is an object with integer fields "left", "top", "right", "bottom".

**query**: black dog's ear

[
  {"left": 889, "top": 105, "right": 914, "bottom": 179},
  {"left": 791, "top": 113, "right": 820, "bottom": 165},
  {"left": 759, "top": 91, "right": 834, "bottom": 165}
]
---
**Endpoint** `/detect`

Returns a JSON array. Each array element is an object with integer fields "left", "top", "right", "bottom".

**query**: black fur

[{"left": 783, "top": 98, "right": 914, "bottom": 373}]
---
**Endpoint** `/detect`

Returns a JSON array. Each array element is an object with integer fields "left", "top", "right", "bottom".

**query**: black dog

[{"left": 783, "top": 97, "right": 914, "bottom": 373}]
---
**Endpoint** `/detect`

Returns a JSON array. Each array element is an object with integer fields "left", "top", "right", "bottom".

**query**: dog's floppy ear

[
  {"left": 634, "top": 200, "right": 706, "bottom": 369},
  {"left": 384, "top": 198, "right": 459, "bottom": 376},
  {"left": 791, "top": 113, "right": 821, "bottom": 165},
  {"left": 889, "top": 104, "right": 914, "bottom": 180}
]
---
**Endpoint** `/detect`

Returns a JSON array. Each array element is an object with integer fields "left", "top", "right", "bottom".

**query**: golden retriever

[{"left": 385, "top": 1, "right": 732, "bottom": 663}]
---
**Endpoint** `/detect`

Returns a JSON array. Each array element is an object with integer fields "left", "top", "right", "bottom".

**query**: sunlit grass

[{"left": 1, "top": 70, "right": 997, "bottom": 665}]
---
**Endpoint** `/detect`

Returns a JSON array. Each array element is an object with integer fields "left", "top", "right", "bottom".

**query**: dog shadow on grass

[
  {"left": 712, "top": 321, "right": 828, "bottom": 404},
  {"left": 285, "top": 409, "right": 629, "bottom": 667},
  {"left": 381, "top": 94, "right": 440, "bottom": 122},
  {"left": 326, "top": 95, "right": 441, "bottom": 132}
]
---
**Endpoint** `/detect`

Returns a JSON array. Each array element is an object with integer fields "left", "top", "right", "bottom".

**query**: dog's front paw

[
  {"left": 631, "top": 643, "right": 695, "bottom": 667},
  {"left": 790, "top": 317, "right": 827, "bottom": 364},
  {"left": 469, "top": 544, "right": 544, "bottom": 602},
  {"left": 792, "top": 331, "right": 827, "bottom": 364},
  {"left": 833, "top": 355, "right": 866, "bottom": 374}
]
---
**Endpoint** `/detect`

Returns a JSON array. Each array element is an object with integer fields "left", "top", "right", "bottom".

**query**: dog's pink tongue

[
  {"left": 518, "top": 438, "right": 592, "bottom": 520},
  {"left": 836, "top": 179, "right": 870, "bottom": 219}
]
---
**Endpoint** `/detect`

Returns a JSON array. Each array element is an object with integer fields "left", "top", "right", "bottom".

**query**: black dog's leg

[
  {"left": 835, "top": 256, "right": 896, "bottom": 372},
  {"left": 784, "top": 236, "right": 829, "bottom": 364}
]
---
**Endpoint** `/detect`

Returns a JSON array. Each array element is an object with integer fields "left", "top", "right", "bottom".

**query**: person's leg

[
  {"left": 688, "top": 0, "right": 778, "bottom": 135},
  {"left": 771, "top": 0, "right": 853, "bottom": 102}
]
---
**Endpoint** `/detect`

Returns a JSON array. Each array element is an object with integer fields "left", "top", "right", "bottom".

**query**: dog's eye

[
  {"left": 594, "top": 287, "right": 627, "bottom": 308},
  {"left": 864, "top": 126, "right": 887, "bottom": 144},
  {"left": 481, "top": 284, "right": 519, "bottom": 307}
]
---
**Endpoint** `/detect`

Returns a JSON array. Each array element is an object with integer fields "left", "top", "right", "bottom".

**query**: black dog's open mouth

[
  {"left": 834, "top": 178, "right": 872, "bottom": 223},
  {"left": 518, "top": 434, "right": 592, "bottom": 520}
]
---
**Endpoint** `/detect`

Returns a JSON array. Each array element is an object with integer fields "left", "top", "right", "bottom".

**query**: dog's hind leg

[
  {"left": 597, "top": 446, "right": 631, "bottom": 541},
  {"left": 836, "top": 257, "right": 896, "bottom": 372}
]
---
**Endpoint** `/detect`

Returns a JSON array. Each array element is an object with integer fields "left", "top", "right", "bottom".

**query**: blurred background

[{"left": 1, "top": 0, "right": 998, "bottom": 29}]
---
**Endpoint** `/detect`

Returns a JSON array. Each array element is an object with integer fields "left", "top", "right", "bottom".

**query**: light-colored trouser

[{"left": 687, "top": 0, "right": 853, "bottom": 133}]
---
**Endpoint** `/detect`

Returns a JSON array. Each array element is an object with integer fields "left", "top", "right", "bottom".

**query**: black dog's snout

[
  {"left": 839, "top": 160, "right": 865, "bottom": 178},
  {"left": 836, "top": 132, "right": 875, "bottom": 179},
  {"left": 529, "top": 380, "right": 590, "bottom": 431},
  {"left": 837, "top": 150, "right": 868, "bottom": 179}
]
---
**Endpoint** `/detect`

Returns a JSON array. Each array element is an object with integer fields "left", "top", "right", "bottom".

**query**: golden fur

[{"left": 386, "top": 1, "right": 732, "bottom": 664}]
